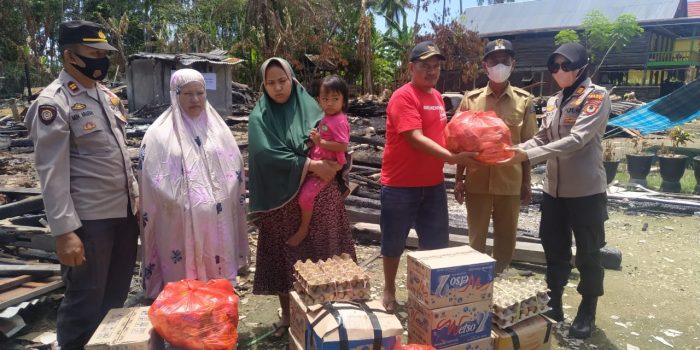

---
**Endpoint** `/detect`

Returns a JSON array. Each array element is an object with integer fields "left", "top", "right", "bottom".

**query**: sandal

[
  {"left": 382, "top": 297, "right": 398, "bottom": 314},
  {"left": 271, "top": 321, "right": 290, "bottom": 338}
]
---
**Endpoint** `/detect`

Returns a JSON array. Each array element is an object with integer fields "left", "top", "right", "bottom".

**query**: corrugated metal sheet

[
  {"left": 0, "top": 296, "right": 51, "bottom": 319},
  {"left": 461, "top": 0, "right": 683, "bottom": 37},
  {"left": 689, "top": 1, "right": 700, "bottom": 17},
  {"left": 128, "top": 52, "right": 244, "bottom": 66}
]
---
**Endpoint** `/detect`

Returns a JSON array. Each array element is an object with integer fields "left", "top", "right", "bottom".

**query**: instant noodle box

[
  {"left": 442, "top": 335, "right": 494, "bottom": 350},
  {"left": 491, "top": 315, "right": 555, "bottom": 350},
  {"left": 304, "top": 299, "right": 403, "bottom": 350},
  {"left": 86, "top": 307, "right": 161, "bottom": 350},
  {"left": 407, "top": 297, "right": 492, "bottom": 349},
  {"left": 407, "top": 246, "right": 495, "bottom": 309}
]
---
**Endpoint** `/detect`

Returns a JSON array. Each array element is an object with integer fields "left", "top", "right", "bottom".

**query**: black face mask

[{"left": 70, "top": 52, "right": 110, "bottom": 81}]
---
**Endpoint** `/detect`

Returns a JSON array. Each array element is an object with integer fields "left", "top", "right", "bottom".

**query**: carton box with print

[
  {"left": 442, "top": 335, "right": 493, "bottom": 350},
  {"left": 407, "top": 246, "right": 495, "bottom": 309},
  {"left": 86, "top": 306, "right": 161, "bottom": 350},
  {"left": 407, "top": 297, "right": 492, "bottom": 349},
  {"left": 492, "top": 315, "right": 555, "bottom": 350},
  {"left": 290, "top": 291, "right": 309, "bottom": 349},
  {"left": 305, "top": 299, "right": 403, "bottom": 350}
]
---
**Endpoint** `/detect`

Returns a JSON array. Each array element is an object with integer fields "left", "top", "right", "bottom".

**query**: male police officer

[
  {"left": 24, "top": 20, "right": 139, "bottom": 349},
  {"left": 456, "top": 39, "right": 537, "bottom": 273}
]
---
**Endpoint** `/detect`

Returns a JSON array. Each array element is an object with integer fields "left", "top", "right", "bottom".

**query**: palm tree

[{"left": 372, "top": 0, "right": 412, "bottom": 24}]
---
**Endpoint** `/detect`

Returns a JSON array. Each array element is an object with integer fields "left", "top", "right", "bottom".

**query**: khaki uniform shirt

[
  {"left": 520, "top": 78, "right": 610, "bottom": 198},
  {"left": 459, "top": 83, "right": 537, "bottom": 196},
  {"left": 25, "top": 70, "right": 139, "bottom": 236}
]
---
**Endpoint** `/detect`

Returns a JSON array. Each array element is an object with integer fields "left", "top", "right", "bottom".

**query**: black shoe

[
  {"left": 543, "top": 289, "right": 564, "bottom": 322},
  {"left": 569, "top": 296, "right": 598, "bottom": 339},
  {"left": 543, "top": 308, "right": 564, "bottom": 322}
]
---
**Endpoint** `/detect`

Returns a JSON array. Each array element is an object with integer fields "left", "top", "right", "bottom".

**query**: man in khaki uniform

[
  {"left": 455, "top": 39, "right": 537, "bottom": 273},
  {"left": 24, "top": 20, "right": 139, "bottom": 349}
]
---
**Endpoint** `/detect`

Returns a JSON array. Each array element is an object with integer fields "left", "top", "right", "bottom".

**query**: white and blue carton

[{"left": 407, "top": 246, "right": 495, "bottom": 309}]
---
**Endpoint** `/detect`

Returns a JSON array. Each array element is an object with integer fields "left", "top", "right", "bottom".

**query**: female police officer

[{"left": 499, "top": 43, "right": 610, "bottom": 339}]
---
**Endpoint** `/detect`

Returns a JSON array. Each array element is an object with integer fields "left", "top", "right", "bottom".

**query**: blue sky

[{"left": 374, "top": 0, "right": 531, "bottom": 34}]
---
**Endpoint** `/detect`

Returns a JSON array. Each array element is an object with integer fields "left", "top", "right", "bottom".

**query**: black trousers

[
  {"left": 540, "top": 192, "right": 607, "bottom": 297},
  {"left": 57, "top": 212, "right": 139, "bottom": 350}
]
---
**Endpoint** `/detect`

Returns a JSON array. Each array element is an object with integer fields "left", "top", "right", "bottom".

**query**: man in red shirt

[{"left": 380, "top": 41, "right": 476, "bottom": 312}]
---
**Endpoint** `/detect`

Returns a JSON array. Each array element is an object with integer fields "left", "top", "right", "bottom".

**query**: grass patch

[{"left": 615, "top": 165, "right": 697, "bottom": 194}]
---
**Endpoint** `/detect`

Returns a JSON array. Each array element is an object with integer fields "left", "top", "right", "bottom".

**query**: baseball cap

[{"left": 410, "top": 41, "right": 446, "bottom": 62}]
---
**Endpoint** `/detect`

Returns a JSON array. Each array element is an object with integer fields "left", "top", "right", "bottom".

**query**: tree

[
  {"left": 371, "top": 0, "right": 411, "bottom": 24},
  {"left": 554, "top": 29, "right": 580, "bottom": 45},
  {"left": 359, "top": 0, "right": 374, "bottom": 94},
  {"left": 418, "top": 20, "right": 483, "bottom": 89},
  {"left": 553, "top": 11, "right": 643, "bottom": 76}
]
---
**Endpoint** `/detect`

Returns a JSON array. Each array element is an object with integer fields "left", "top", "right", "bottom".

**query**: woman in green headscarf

[{"left": 248, "top": 57, "right": 356, "bottom": 336}]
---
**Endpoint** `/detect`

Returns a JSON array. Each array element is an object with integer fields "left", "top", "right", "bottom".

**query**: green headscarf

[{"left": 248, "top": 58, "right": 323, "bottom": 214}]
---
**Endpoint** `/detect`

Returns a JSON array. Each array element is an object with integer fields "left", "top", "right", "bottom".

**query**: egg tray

[
  {"left": 492, "top": 278, "right": 550, "bottom": 329},
  {"left": 293, "top": 253, "right": 371, "bottom": 304}
]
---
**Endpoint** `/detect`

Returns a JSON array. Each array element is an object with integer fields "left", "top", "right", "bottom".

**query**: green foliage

[
  {"left": 668, "top": 127, "right": 693, "bottom": 151},
  {"left": 581, "top": 10, "right": 644, "bottom": 61},
  {"left": 554, "top": 30, "right": 580, "bottom": 45}
]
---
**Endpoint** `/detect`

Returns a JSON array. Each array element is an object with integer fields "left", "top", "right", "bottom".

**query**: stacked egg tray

[
  {"left": 492, "top": 278, "right": 550, "bottom": 329},
  {"left": 293, "top": 253, "right": 371, "bottom": 305}
]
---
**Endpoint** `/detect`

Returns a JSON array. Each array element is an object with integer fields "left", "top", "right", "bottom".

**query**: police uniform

[
  {"left": 457, "top": 39, "right": 537, "bottom": 273},
  {"left": 520, "top": 77, "right": 610, "bottom": 300},
  {"left": 24, "top": 21, "right": 139, "bottom": 349}
]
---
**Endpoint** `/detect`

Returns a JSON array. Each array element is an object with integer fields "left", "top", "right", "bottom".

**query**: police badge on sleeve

[{"left": 38, "top": 105, "right": 57, "bottom": 125}]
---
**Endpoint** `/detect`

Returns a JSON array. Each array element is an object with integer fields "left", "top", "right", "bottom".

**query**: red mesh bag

[
  {"left": 148, "top": 279, "right": 239, "bottom": 350},
  {"left": 444, "top": 111, "right": 514, "bottom": 164}
]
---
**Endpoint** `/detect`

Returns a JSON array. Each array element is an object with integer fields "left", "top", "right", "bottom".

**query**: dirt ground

[
  {"left": 2, "top": 207, "right": 697, "bottom": 349},
  {"left": 1, "top": 130, "right": 699, "bottom": 349},
  {"left": 230, "top": 208, "right": 700, "bottom": 350}
]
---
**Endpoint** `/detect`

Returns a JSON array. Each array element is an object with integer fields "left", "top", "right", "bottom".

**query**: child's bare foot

[{"left": 286, "top": 229, "right": 308, "bottom": 247}]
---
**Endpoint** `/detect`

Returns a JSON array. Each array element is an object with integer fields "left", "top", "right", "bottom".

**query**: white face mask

[{"left": 487, "top": 64, "right": 512, "bottom": 83}]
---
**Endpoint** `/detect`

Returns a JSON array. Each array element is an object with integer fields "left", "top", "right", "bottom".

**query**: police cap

[{"left": 59, "top": 20, "right": 117, "bottom": 51}]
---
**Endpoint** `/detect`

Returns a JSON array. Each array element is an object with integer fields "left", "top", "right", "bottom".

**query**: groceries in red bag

[
  {"left": 394, "top": 344, "right": 437, "bottom": 350},
  {"left": 148, "top": 279, "right": 239, "bottom": 350},
  {"left": 444, "top": 111, "right": 514, "bottom": 164}
]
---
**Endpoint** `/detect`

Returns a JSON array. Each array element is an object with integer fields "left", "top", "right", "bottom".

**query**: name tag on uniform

[{"left": 562, "top": 116, "right": 578, "bottom": 126}]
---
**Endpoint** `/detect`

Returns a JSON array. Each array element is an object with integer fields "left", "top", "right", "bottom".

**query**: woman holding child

[{"left": 248, "top": 57, "right": 356, "bottom": 336}]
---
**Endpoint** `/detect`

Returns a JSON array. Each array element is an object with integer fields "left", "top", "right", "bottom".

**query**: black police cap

[
  {"left": 410, "top": 41, "right": 446, "bottom": 62},
  {"left": 59, "top": 20, "right": 117, "bottom": 51},
  {"left": 483, "top": 39, "right": 514, "bottom": 60}
]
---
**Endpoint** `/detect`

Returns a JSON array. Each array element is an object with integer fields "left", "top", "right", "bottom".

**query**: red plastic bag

[
  {"left": 444, "top": 111, "right": 514, "bottom": 164},
  {"left": 394, "top": 345, "right": 437, "bottom": 350},
  {"left": 149, "top": 279, "right": 239, "bottom": 350}
]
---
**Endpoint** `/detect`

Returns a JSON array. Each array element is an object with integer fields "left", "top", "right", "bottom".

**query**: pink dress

[{"left": 298, "top": 113, "right": 350, "bottom": 210}]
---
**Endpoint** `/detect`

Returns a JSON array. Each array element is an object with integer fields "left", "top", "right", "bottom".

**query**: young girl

[{"left": 287, "top": 75, "right": 350, "bottom": 247}]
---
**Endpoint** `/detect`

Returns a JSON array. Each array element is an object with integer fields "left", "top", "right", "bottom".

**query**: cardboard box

[
  {"left": 289, "top": 331, "right": 304, "bottom": 350},
  {"left": 86, "top": 307, "right": 159, "bottom": 350},
  {"left": 492, "top": 315, "right": 555, "bottom": 350},
  {"left": 442, "top": 336, "right": 494, "bottom": 350},
  {"left": 408, "top": 297, "right": 492, "bottom": 349},
  {"left": 290, "top": 291, "right": 308, "bottom": 349},
  {"left": 306, "top": 300, "right": 403, "bottom": 350},
  {"left": 408, "top": 246, "right": 495, "bottom": 309}
]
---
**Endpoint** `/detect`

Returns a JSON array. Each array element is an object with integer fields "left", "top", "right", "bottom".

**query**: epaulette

[
  {"left": 464, "top": 87, "right": 485, "bottom": 98},
  {"left": 511, "top": 86, "right": 532, "bottom": 97}
]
